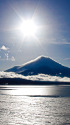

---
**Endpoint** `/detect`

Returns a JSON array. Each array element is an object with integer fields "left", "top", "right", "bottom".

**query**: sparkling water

[{"left": 0, "top": 85, "right": 70, "bottom": 125}]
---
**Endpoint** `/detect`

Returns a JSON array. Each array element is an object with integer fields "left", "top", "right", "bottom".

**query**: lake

[{"left": 0, "top": 85, "right": 70, "bottom": 125}]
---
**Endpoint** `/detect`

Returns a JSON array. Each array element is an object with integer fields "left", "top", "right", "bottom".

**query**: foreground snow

[{"left": 0, "top": 72, "right": 70, "bottom": 82}]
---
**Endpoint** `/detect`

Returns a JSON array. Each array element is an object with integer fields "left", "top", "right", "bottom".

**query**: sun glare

[{"left": 19, "top": 19, "right": 37, "bottom": 37}]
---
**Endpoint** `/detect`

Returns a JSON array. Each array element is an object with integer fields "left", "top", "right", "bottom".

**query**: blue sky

[{"left": 0, "top": 0, "right": 70, "bottom": 71}]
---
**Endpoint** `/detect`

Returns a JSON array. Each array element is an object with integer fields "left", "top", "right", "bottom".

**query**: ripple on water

[{"left": 0, "top": 94, "right": 70, "bottom": 125}]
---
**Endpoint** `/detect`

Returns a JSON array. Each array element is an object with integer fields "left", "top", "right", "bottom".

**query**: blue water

[{"left": 0, "top": 85, "right": 70, "bottom": 125}]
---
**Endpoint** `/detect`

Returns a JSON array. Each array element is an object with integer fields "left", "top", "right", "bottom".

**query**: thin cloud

[
  {"left": 64, "top": 58, "right": 70, "bottom": 61},
  {"left": 51, "top": 40, "right": 70, "bottom": 45},
  {"left": 0, "top": 54, "right": 15, "bottom": 61},
  {"left": 5, "top": 53, "right": 9, "bottom": 60},
  {"left": 41, "top": 38, "right": 70, "bottom": 45},
  {"left": 53, "top": 41, "right": 70, "bottom": 45},
  {"left": 11, "top": 56, "right": 15, "bottom": 61},
  {"left": 0, "top": 45, "right": 9, "bottom": 51}
]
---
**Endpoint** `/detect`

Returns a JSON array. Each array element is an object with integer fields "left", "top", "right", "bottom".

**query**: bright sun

[{"left": 19, "top": 19, "right": 37, "bottom": 37}]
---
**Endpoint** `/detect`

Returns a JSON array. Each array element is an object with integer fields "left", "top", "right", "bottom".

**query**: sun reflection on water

[
  {"left": 4, "top": 85, "right": 56, "bottom": 96},
  {"left": 1, "top": 85, "right": 70, "bottom": 97}
]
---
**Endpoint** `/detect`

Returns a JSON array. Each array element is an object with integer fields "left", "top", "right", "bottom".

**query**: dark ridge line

[{"left": 0, "top": 78, "right": 70, "bottom": 85}]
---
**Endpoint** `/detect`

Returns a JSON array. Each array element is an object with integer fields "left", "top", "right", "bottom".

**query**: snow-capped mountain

[{"left": 6, "top": 56, "right": 70, "bottom": 77}]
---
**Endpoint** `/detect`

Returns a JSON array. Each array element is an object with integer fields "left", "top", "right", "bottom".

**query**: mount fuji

[{"left": 6, "top": 56, "right": 70, "bottom": 77}]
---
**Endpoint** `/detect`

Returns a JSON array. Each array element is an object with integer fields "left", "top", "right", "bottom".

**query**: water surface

[{"left": 0, "top": 85, "right": 70, "bottom": 125}]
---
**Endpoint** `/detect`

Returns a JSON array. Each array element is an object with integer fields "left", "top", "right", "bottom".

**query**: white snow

[
  {"left": 19, "top": 55, "right": 63, "bottom": 69},
  {"left": 7, "top": 55, "right": 68, "bottom": 75}
]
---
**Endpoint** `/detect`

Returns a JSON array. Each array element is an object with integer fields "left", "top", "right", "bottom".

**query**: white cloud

[
  {"left": 0, "top": 72, "right": 70, "bottom": 82},
  {"left": 0, "top": 72, "right": 25, "bottom": 79},
  {"left": 11, "top": 56, "right": 15, "bottom": 61},
  {"left": 0, "top": 54, "right": 15, "bottom": 61},
  {"left": 5, "top": 53, "right": 9, "bottom": 60},
  {"left": 0, "top": 45, "right": 9, "bottom": 51},
  {"left": 26, "top": 74, "right": 70, "bottom": 82}
]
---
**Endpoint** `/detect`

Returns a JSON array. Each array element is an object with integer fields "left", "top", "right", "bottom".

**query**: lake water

[{"left": 0, "top": 85, "right": 70, "bottom": 125}]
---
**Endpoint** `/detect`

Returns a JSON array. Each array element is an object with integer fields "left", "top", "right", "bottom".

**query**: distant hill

[{"left": 6, "top": 56, "right": 70, "bottom": 77}]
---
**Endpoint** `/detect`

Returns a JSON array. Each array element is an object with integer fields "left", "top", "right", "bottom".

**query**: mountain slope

[{"left": 6, "top": 56, "right": 70, "bottom": 77}]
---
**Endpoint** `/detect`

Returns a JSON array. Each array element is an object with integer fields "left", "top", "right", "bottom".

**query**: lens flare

[{"left": 19, "top": 19, "right": 37, "bottom": 37}]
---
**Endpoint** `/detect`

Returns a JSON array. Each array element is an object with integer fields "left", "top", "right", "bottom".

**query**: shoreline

[{"left": 0, "top": 78, "right": 70, "bottom": 85}]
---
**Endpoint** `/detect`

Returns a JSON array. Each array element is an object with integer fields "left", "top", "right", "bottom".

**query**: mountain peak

[
  {"left": 31, "top": 55, "right": 58, "bottom": 66},
  {"left": 20, "top": 55, "right": 51, "bottom": 67},
  {"left": 6, "top": 55, "right": 70, "bottom": 77},
  {"left": 34, "top": 55, "right": 51, "bottom": 60},
  {"left": 26, "top": 55, "right": 53, "bottom": 65}
]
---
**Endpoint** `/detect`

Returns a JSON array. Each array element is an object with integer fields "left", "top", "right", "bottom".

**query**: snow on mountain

[{"left": 6, "top": 56, "right": 70, "bottom": 77}]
